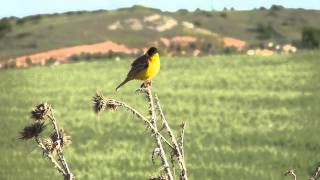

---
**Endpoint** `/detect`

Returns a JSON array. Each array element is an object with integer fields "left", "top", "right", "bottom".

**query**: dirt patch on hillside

[
  {"left": 8, "top": 41, "right": 139, "bottom": 68},
  {"left": 223, "top": 37, "right": 247, "bottom": 50}
]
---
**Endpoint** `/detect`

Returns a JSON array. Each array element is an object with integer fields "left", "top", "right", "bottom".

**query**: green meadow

[{"left": 1, "top": 51, "right": 320, "bottom": 180}]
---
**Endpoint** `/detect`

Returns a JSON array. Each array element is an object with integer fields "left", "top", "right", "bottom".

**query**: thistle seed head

[
  {"left": 93, "top": 93, "right": 106, "bottom": 113},
  {"left": 19, "top": 122, "right": 46, "bottom": 140},
  {"left": 93, "top": 93, "right": 118, "bottom": 113},
  {"left": 31, "top": 102, "right": 51, "bottom": 120}
]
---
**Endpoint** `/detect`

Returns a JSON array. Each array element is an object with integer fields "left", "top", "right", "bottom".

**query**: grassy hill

[
  {"left": 1, "top": 51, "right": 320, "bottom": 179},
  {"left": 0, "top": 6, "right": 319, "bottom": 61}
]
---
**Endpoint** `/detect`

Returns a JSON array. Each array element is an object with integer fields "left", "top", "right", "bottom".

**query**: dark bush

[
  {"left": 301, "top": 27, "right": 320, "bottom": 49},
  {"left": 193, "top": 20, "right": 201, "bottom": 27},
  {"left": 259, "top": 7, "right": 267, "bottom": 10},
  {"left": 220, "top": 12, "right": 227, "bottom": 18},
  {"left": 223, "top": 47, "right": 238, "bottom": 54},
  {"left": 0, "top": 19, "right": 12, "bottom": 38},
  {"left": 270, "top": 5, "right": 285, "bottom": 11},
  {"left": 254, "top": 23, "right": 277, "bottom": 40}
]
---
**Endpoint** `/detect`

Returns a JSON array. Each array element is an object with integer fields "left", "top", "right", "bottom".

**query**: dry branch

[
  {"left": 145, "top": 88, "right": 174, "bottom": 180},
  {"left": 35, "top": 137, "right": 66, "bottom": 176},
  {"left": 48, "top": 111, "right": 73, "bottom": 180},
  {"left": 284, "top": 169, "right": 297, "bottom": 180},
  {"left": 20, "top": 103, "right": 73, "bottom": 180},
  {"left": 93, "top": 86, "right": 188, "bottom": 180},
  {"left": 155, "top": 95, "right": 188, "bottom": 180},
  {"left": 310, "top": 165, "right": 320, "bottom": 180}
]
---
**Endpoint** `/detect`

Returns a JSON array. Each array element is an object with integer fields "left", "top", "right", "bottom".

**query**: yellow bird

[{"left": 116, "top": 47, "right": 160, "bottom": 91}]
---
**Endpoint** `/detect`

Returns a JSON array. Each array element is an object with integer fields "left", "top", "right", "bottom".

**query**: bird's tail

[{"left": 115, "top": 78, "right": 130, "bottom": 91}]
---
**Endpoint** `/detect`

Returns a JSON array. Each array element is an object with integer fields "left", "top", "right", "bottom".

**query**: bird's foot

[
  {"left": 140, "top": 80, "right": 152, "bottom": 88},
  {"left": 136, "top": 80, "right": 152, "bottom": 93}
]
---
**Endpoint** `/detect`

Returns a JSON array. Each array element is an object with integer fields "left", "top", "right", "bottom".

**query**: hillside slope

[{"left": 0, "top": 6, "right": 319, "bottom": 61}]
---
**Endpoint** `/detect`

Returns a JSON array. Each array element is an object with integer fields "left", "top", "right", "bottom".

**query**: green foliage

[
  {"left": 1, "top": 52, "right": 320, "bottom": 179},
  {"left": 301, "top": 27, "right": 320, "bottom": 49}
]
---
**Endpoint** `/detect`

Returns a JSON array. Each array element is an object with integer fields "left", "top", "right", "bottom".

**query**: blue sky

[{"left": 1, "top": 0, "right": 320, "bottom": 18}]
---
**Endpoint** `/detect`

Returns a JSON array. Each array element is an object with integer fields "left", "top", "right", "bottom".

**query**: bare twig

[
  {"left": 310, "top": 165, "right": 320, "bottom": 180},
  {"left": 35, "top": 137, "right": 66, "bottom": 176},
  {"left": 145, "top": 87, "right": 174, "bottom": 180},
  {"left": 108, "top": 100, "right": 175, "bottom": 150},
  {"left": 48, "top": 111, "right": 73, "bottom": 180},
  {"left": 93, "top": 86, "right": 188, "bottom": 180},
  {"left": 155, "top": 95, "right": 188, "bottom": 180},
  {"left": 284, "top": 169, "right": 297, "bottom": 180},
  {"left": 179, "top": 122, "right": 186, "bottom": 159}
]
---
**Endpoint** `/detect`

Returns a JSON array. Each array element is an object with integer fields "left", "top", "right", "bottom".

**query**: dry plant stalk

[
  {"left": 19, "top": 103, "right": 73, "bottom": 180},
  {"left": 93, "top": 86, "right": 188, "bottom": 180},
  {"left": 284, "top": 169, "right": 297, "bottom": 180},
  {"left": 310, "top": 165, "right": 320, "bottom": 180},
  {"left": 285, "top": 161, "right": 320, "bottom": 180}
]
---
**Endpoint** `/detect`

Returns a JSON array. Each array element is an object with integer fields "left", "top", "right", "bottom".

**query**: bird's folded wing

[
  {"left": 127, "top": 55, "right": 148, "bottom": 78},
  {"left": 131, "top": 55, "right": 148, "bottom": 67}
]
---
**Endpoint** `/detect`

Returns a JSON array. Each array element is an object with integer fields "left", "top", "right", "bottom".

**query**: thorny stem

[
  {"left": 109, "top": 100, "right": 175, "bottom": 150},
  {"left": 35, "top": 137, "right": 66, "bottom": 176},
  {"left": 284, "top": 169, "right": 297, "bottom": 180},
  {"left": 179, "top": 122, "right": 186, "bottom": 159},
  {"left": 155, "top": 95, "right": 188, "bottom": 180},
  {"left": 145, "top": 87, "right": 174, "bottom": 180},
  {"left": 310, "top": 165, "right": 320, "bottom": 180},
  {"left": 48, "top": 110, "right": 73, "bottom": 180}
]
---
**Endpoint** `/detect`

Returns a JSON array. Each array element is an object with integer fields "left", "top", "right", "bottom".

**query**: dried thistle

[
  {"left": 31, "top": 102, "right": 51, "bottom": 120},
  {"left": 50, "top": 129, "right": 72, "bottom": 148},
  {"left": 93, "top": 93, "right": 106, "bottom": 113},
  {"left": 93, "top": 94, "right": 118, "bottom": 113},
  {"left": 106, "top": 99, "right": 118, "bottom": 111},
  {"left": 19, "top": 122, "right": 46, "bottom": 140},
  {"left": 43, "top": 138, "right": 54, "bottom": 153}
]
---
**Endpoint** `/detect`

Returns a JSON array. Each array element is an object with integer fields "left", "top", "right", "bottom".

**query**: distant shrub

[
  {"left": 16, "top": 15, "right": 42, "bottom": 25},
  {"left": 301, "top": 27, "right": 320, "bottom": 49},
  {"left": 193, "top": 20, "right": 201, "bottom": 27},
  {"left": 177, "top": 9, "right": 189, "bottom": 15},
  {"left": 46, "top": 57, "right": 57, "bottom": 65},
  {"left": 0, "top": 19, "right": 12, "bottom": 38},
  {"left": 220, "top": 12, "right": 227, "bottom": 18},
  {"left": 194, "top": 9, "right": 212, "bottom": 17},
  {"left": 223, "top": 47, "right": 238, "bottom": 54},
  {"left": 16, "top": 18, "right": 26, "bottom": 25},
  {"left": 270, "top": 5, "right": 285, "bottom": 11},
  {"left": 15, "top": 32, "right": 32, "bottom": 39},
  {"left": 259, "top": 6, "right": 267, "bottom": 10},
  {"left": 19, "top": 42, "right": 38, "bottom": 49},
  {"left": 254, "top": 23, "right": 277, "bottom": 40},
  {"left": 68, "top": 51, "right": 132, "bottom": 62}
]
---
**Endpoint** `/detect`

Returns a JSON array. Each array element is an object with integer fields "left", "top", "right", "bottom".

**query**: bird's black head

[{"left": 146, "top": 47, "right": 158, "bottom": 57}]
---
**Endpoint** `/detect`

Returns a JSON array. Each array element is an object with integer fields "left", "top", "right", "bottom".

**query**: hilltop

[{"left": 0, "top": 5, "right": 319, "bottom": 62}]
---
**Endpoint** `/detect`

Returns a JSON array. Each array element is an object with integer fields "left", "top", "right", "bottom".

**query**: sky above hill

[{"left": 1, "top": 0, "right": 320, "bottom": 18}]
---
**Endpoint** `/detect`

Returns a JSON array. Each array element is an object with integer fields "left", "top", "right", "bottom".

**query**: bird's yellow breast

[{"left": 135, "top": 53, "right": 160, "bottom": 80}]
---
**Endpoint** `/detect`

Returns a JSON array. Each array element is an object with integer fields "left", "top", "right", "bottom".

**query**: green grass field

[{"left": 1, "top": 51, "right": 320, "bottom": 180}]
